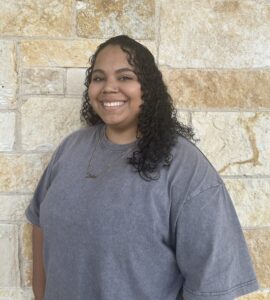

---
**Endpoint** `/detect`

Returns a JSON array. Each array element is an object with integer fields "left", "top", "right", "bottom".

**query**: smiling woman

[
  {"left": 88, "top": 45, "right": 143, "bottom": 144},
  {"left": 26, "top": 35, "right": 258, "bottom": 300}
]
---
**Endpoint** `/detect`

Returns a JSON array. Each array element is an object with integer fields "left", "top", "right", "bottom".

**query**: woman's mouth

[{"left": 102, "top": 101, "right": 126, "bottom": 110}]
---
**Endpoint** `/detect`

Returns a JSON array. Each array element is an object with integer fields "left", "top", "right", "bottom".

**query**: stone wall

[{"left": 0, "top": 0, "right": 269, "bottom": 299}]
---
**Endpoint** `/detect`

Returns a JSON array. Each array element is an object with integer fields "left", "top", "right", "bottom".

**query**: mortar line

[{"left": 155, "top": 0, "right": 161, "bottom": 66}]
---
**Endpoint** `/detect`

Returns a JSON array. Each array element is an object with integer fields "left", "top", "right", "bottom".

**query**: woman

[{"left": 26, "top": 35, "right": 258, "bottom": 300}]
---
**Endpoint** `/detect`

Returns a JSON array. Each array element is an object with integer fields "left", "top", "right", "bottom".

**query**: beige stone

[
  {"left": 162, "top": 68, "right": 270, "bottom": 109},
  {"left": 21, "top": 68, "right": 64, "bottom": 95},
  {"left": 22, "top": 288, "right": 34, "bottom": 300},
  {"left": 21, "top": 262, "right": 32, "bottom": 288},
  {"left": 0, "top": 0, "right": 73, "bottom": 37},
  {"left": 192, "top": 112, "right": 270, "bottom": 175},
  {"left": 0, "top": 289, "right": 27, "bottom": 299},
  {"left": 66, "top": 68, "right": 87, "bottom": 96},
  {"left": 0, "top": 40, "right": 17, "bottom": 109},
  {"left": 238, "top": 290, "right": 270, "bottom": 299},
  {"left": 0, "top": 225, "right": 20, "bottom": 287},
  {"left": 0, "top": 153, "right": 51, "bottom": 193},
  {"left": 21, "top": 223, "right": 32, "bottom": 261},
  {"left": 176, "top": 111, "right": 191, "bottom": 126},
  {"left": 244, "top": 229, "right": 270, "bottom": 288},
  {"left": 21, "top": 97, "right": 82, "bottom": 151},
  {"left": 20, "top": 39, "right": 157, "bottom": 68},
  {"left": 0, "top": 194, "right": 30, "bottom": 221},
  {"left": 76, "top": 0, "right": 155, "bottom": 39},
  {"left": 159, "top": 0, "right": 270, "bottom": 68},
  {"left": 141, "top": 40, "right": 157, "bottom": 60},
  {"left": 0, "top": 112, "right": 15, "bottom": 151},
  {"left": 224, "top": 179, "right": 270, "bottom": 228},
  {"left": 20, "top": 40, "right": 102, "bottom": 68}
]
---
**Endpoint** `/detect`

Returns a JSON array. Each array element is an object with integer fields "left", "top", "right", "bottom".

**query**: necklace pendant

[{"left": 86, "top": 173, "right": 97, "bottom": 179}]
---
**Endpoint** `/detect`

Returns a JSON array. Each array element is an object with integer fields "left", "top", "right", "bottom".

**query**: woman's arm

[{"left": 32, "top": 224, "right": 46, "bottom": 300}]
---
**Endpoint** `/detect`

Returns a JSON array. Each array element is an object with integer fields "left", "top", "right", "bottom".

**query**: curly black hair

[{"left": 81, "top": 35, "right": 194, "bottom": 180}]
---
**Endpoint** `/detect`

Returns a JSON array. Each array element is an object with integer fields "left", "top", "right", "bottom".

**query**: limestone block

[
  {"left": 224, "top": 179, "right": 270, "bottom": 227},
  {"left": 244, "top": 229, "right": 270, "bottom": 288},
  {"left": 21, "top": 68, "right": 64, "bottom": 95},
  {"left": 66, "top": 68, "right": 87, "bottom": 96},
  {"left": 0, "top": 0, "right": 73, "bottom": 37},
  {"left": 0, "top": 195, "right": 30, "bottom": 221},
  {"left": 0, "top": 153, "right": 51, "bottom": 193},
  {"left": 159, "top": 0, "right": 270, "bottom": 68},
  {"left": 192, "top": 112, "right": 270, "bottom": 175},
  {"left": 76, "top": 0, "right": 155, "bottom": 39},
  {"left": 21, "top": 97, "right": 82, "bottom": 151},
  {"left": 21, "top": 262, "right": 32, "bottom": 288},
  {"left": 0, "top": 40, "right": 17, "bottom": 109},
  {"left": 0, "top": 112, "right": 15, "bottom": 151},
  {"left": 20, "top": 40, "right": 101, "bottom": 67},
  {"left": 141, "top": 41, "right": 157, "bottom": 61},
  {"left": 0, "top": 225, "right": 20, "bottom": 287},
  {"left": 176, "top": 111, "right": 190, "bottom": 126},
  {"left": 238, "top": 290, "right": 270, "bottom": 300},
  {"left": 0, "top": 289, "right": 27, "bottom": 300},
  {"left": 162, "top": 68, "right": 270, "bottom": 109},
  {"left": 21, "top": 223, "right": 32, "bottom": 261},
  {"left": 22, "top": 288, "right": 34, "bottom": 300}
]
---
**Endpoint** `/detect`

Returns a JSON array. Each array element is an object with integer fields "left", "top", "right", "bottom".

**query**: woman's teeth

[{"left": 103, "top": 101, "right": 125, "bottom": 107}]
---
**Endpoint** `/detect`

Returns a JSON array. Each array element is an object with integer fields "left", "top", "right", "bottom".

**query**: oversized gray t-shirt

[{"left": 25, "top": 124, "right": 258, "bottom": 300}]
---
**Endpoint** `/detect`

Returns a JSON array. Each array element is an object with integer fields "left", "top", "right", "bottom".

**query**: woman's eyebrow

[
  {"left": 115, "top": 68, "right": 135, "bottom": 73},
  {"left": 92, "top": 68, "right": 135, "bottom": 74}
]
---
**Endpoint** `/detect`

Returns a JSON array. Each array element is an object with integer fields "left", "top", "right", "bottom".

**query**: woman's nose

[{"left": 103, "top": 78, "right": 119, "bottom": 93}]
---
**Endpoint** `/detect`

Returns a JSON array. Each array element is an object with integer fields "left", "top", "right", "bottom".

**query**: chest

[{"left": 39, "top": 155, "right": 172, "bottom": 252}]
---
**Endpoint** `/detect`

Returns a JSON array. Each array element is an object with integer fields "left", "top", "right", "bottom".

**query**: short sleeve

[
  {"left": 175, "top": 183, "right": 259, "bottom": 300},
  {"left": 25, "top": 151, "right": 57, "bottom": 227}
]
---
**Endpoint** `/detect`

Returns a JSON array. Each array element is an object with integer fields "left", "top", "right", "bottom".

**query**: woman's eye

[
  {"left": 119, "top": 76, "right": 132, "bottom": 81},
  {"left": 92, "top": 77, "right": 104, "bottom": 82}
]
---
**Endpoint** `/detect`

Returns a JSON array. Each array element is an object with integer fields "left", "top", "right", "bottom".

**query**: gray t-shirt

[{"left": 26, "top": 124, "right": 258, "bottom": 300}]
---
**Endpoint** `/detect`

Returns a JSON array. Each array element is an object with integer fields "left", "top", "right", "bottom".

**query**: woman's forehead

[{"left": 94, "top": 45, "right": 133, "bottom": 70}]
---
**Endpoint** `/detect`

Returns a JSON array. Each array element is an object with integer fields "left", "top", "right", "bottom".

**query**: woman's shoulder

[{"left": 169, "top": 135, "right": 223, "bottom": 196}]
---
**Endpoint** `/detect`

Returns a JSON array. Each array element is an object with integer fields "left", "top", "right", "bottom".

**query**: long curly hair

[{"left": 81, "top": 35, "right": 194, "bottom": 180}]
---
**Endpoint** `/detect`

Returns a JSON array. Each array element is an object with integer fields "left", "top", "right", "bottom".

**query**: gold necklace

[{"left": 85, "top": 132, "right": 135, "bottom": 179}]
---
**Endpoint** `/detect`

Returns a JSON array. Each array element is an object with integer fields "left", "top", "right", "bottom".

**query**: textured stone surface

[
  {"left": 0, "top": 288, "right": 30, "bottom": 299},
  {"left": 21, "top": 97, "right": 82, "bottom": 151},
  {"left": 21, "top": 262, "right": 32, "bottom": 288},
  {"left": 21, "top": 223, "right": 32, "bottom": 261},
  {"left": 159, "top": 0, "right": 270, "bottom": 68},
  {"left": 76, "top": 0, "right": 155, "bottom": 39},
  {"left": 0, "top": 195, "right": 30, "bottom": 221},
  {"left": 162, "top": 68, "right": 270, "bottom": 109},
  {"left": 244, "top": 229, "right": 270, "bottom": 288},
  {"left": 225, "top": 179, "right": 270, "bottom": 227},
  {"left": 20, "top": 39, "right": 157, "bottom": 68},
  {"left": 22, "top": 288, "right": 34, "bottom": 300},
  {"left": 20, "top": 40, "right": 101, "bottom": 67},
  {"left": 0, "top": 112, "right": 15, "bottom": 151},
  {"left": 0, "top": 40, "right": 17, "bottom": 108},
  {"left": 0, "top": 0, "right": 73, "bottom": 37},
  {"left": 66, "top": 68, "right": 87, "bottom": 96},
  {"left": 0, "top": 225, "right": 20, "bottom": 287},
  {"left": 21, "top": 68, "right": 64, "bottom": 95},
  {"left": 192, "top": 112, "right": 270, "bottom": 175},
  {"left": 176, "top": 111, "right": 191, "bottom": 126},
  {"left": 238, "top": 290, "right": 270, "bottom": 300},
  {"left": 0, "top": 153, "right": 51, "bottom": 193}
]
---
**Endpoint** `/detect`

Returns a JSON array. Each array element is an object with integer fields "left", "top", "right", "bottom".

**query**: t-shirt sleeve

[
  {"left": 25, "top": 151, "right": 57, "bottom": 227},
  {"left": 175, "top": 183, "right": 259, "bottom": 300}
]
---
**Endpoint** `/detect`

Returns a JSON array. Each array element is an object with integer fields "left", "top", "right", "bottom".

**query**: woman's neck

[{"left": 105, "top": 126, "right": 138, "bottom": 145}]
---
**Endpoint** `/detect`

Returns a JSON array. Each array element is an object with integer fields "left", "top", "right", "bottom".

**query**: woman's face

[{"left": 88, "top": 45, "right": 143, "bottom": 137}]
